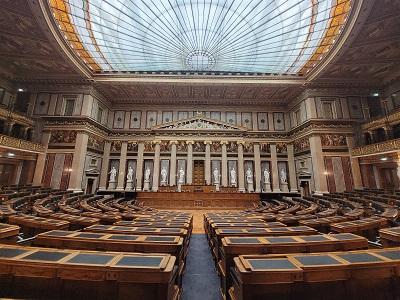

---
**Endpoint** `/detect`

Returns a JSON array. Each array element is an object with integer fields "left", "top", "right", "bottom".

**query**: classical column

[
  {"left": 21, "top": 126, "right": 29, "bottom": 140},
  {"left": 170, "top": 141, "right": 177, "bottom": 186},
  {"left": 383, "top": 126, "right": 393, "bottom": 141},
  {"left": 368, "top": 130, "right": 376, "bottom": 144},
  {"left": 33, "top": 131, "right": 51, "bottom": 185},
  {"left": 116, "top": 142, "right": 128, "bottom": 191},
  {"left": 135, "top": 142, "right": 145, "bottom": 191},
  {"left": 309, "top": 135, "right": 329, "bottom": 194},
  {"left": 68, "top": 132, "right": 89, "bottom": 192},
  {"left": 204, "top": 141, "right": 212, "bottom": 185},
  {"left": 186, "top": 141, "right": 194, "bottom": 184},
  {"left": 221, "top": 141, "right": 228, "bottom": 187},
  {"left": 270, "top": 143, "right": 280, "bottom": 192},
  {"left": 238, "top": 141, "right": 245, "bottom": 192},
  {"left": 254, "top": 143, "right": 262, "bottom": 192},
  {"left": 4, "top": 121, "right": 14, "bottom": 136},
  {"left": 287, "top": 143, "right": 298, "bottom": 192},
  {"left": 98, "top": 141, "right": 111, "bottom": 191},
  {"left": 347, "top": 136, "right": 363, "bottom": 189},
  {"left": 152, "top": 141, "right": 161, "bottom": 191}
]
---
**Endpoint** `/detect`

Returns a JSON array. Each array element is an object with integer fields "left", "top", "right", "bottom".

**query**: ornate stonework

[{"left": 49, "top": 130, "right": 77, "bottom": 144}]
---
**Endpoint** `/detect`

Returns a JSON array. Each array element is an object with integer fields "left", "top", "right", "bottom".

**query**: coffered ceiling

[{"left": 0, "top": 0, "right": 399, "bottom": 106}]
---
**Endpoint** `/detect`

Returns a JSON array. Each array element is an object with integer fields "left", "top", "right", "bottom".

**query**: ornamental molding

[
  {"left": 351, "top": 138, "right": 400, "bottom": 157},
  {"left": 0, "top": 134, "right": 45, "bottom": 153},
  {"left": 152, "top": 114, "right": 247, "bottom": 132},
  {"left": 289, "top": 123, "right": 353, "bottom": 140}
]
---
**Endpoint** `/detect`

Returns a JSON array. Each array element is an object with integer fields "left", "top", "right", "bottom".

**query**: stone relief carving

[
  {"left": 293, "top": 137, "right": 310, "bottom": 153},
  {"left": 276, "top": 142, "right": 287, "bottom": 153},
  {"left": 87, "top": 134, "right": 104, "bottom": 150},
  {"left": 49, "top": 130, "right": 77, "bottom": 144},
  {"left": 320, "top": 134, "right": 347, "bottom": 147}
]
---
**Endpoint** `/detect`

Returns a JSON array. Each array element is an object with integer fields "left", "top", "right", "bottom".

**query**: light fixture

[
  {"left": 373, "top": 93, "right": 379, "bottom": 97},
  {"left": 8, "top": 153, "right": 15, "bottom": 157},
  {"left": 380, "top": 157, "right": 388, "bottom": 161},
  {"left": 17, "top": 88, "right": 24, "bottom": 92}
]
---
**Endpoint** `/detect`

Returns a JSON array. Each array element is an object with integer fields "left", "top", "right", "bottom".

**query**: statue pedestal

[
  {"left": 178, "top": 182, "right": 183, "bottom": 192},
  {"left": 108, "top": 181, "right": 116, "bottom": 190},
  {"left": 247, "top": 182, "right": 254, "bottom": 192},
  {"left": 125, "top": 181, "right": 133, "bottom": 190},
  {"left": 143, "top": 180, "right": 150, "bottom": 191},
  {"left": 215, "top": 183, "right": 220, "bottom": 192},
  {"left": 264, "top": 182, "right": 271, "bottom": 192},
  {"left": 281, "top": 182, "right": 289, "bottom": 192},
  {"left": 231, "top": 183, "right": 237, "bottom": 187},
  {"left": 160, "top": 180, "right": 167, "bottom": 186}
]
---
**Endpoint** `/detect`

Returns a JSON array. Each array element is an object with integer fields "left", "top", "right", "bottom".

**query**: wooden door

[{"left": 193, "top": 160, "right": 204, "bottom": 185}]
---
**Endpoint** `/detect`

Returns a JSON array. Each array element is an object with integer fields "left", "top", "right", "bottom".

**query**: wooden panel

[{"left": 43, "top": 154, "right": 55, "bottom": 188}]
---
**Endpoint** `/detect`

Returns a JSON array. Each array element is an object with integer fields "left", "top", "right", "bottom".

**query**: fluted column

[
  {"left": 135, "top": 142, "right": 145, "bottom": 191},
  {"left": 170, "top": 141, "right": 177, "bottom": 186},
  {"left": 68, "top": 132, "right": 89, "bottom": 192},
  {"left": 254, "top": 143, "right": 261, "bottom": 192},
  {"left": 33, "top": 131, "right": 51, "bottom": 185},
  {"left": 238, "top": 141, "right": 245, "bottom": 192},
  {"left": 347, "top": 136, "right": 363, "bottom": 189},
  {"left": 152, "top": 141, "right": 161, "bottom": 191},
  {"left": 99, "top": 141, "right": 111, "bottom": 191},
  {"left": 309, "top": 135, "right": 329, "bottom": 194},
  {"left": 221, "top": 141, "right": 228, "bottom": 186},
  {"left": 186, "top": 141, "right": 194, "bottom": 184},
  {"left": 270, "top": 143, "right": 280, "bottom": 192},
  {"left": 205, "top": 141, "right": 212, "bottom": 185},
  {"left": 287, "top": 143, "right": 298, "bottom": 192},
  {"left": 116, "top": 142, "right": 128, "bottom": 190}
]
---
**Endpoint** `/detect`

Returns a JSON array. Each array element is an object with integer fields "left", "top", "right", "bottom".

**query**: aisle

[{"left": 181, "top": 233, "right": 222, "bottom": 300}]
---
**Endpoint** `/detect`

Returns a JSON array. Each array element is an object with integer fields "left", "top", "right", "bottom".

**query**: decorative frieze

[
  {"left": 0, "top": 134, "right": 45, "bottom": 152},
  {"left": 49, "top": 130, "right": 77, "bottom": 144},
  {"left": 293, "top": 136, "right": 310, "bottom": 153},
  {"left": 320, "top": 134, "right": 347, "bottom": 147},
  {"left": 276, "top": 142, "right": 287, "bottom": 153},
  {"left": 351, "top": 138, "right": 400, "bottom": 156},
  {"left": 87, "top": 134, "right": 104, "bottom": 151}
]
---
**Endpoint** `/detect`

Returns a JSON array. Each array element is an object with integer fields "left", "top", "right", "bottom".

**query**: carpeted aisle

[{"left": 181, "top": 233, "right": 222, "bottom": 300}]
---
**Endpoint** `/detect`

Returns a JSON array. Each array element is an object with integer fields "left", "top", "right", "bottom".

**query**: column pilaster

[
  {"left": 347, "top": 136, "right": 363, "bottom": 189},
  {"left": 238, "top": 141, "right": 245, "bottom": 192},
  {"left": 33, "top": 131, "right": 51, "bottom": 185},
  {"left": 135, "top": 142, "right": 145, "bottom": 191},
  {"left": 170, "top": 141, "right": 177, "bottom": 186},
  {"left": 254, "top": 143, "right": 261, "bottom": 192},
  {"left": 186, "top": 141, "right": 194, "bottom": 184},
  {"left": 270, "top": 143, "right": 280, "bottom": 192},
  {"left": 68, "top": 132, "right": 89, "bottom": 192},
  {"left": 152, "top": 141, "right": 161, "bottom": 191},
  {"left": 309, "top": 135, "right": 329, "bottom": 194},
  {"left": 204, "top": 141, "right": 212, "bottom": 185},
  {"left": 116, "top": 142, "right": 128, "bottom": 190},
  {"left": 287, "top": 143, "right": 298, "bottom": 192},
  {"left": 221, "top": 141, "right": 228, "bottom": 187},
  {"left": 99, "top": 141, "right": 111, "bottom": 191}
]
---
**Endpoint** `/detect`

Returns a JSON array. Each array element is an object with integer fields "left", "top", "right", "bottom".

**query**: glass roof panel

[{"left": 49, "top": 0, "right": 353, "bottom": 74}]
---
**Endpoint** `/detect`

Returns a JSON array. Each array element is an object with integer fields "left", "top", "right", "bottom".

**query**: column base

[
  {"left": 247, "top": 183, "right": 254, "bottom": 192},
  {"left": 107, "top": 182, "right": 116, "bottom": 190},
  {"left": 281, "top": 183, "right": 289, "bottom": 192},
  {"left": 151, "top": 186, "right": 159, "bottom": 192},
  {"left": 215, "top": 183, "right": 220, "bottom": 191},
  {"left": 67, "top": 188, "right": 83, "bottom": 193},
  {"left": 313, "top": 190, "right": 329, "bottom": 195},
  {"left": 125, "top": 181, "right": 133, "bottom": 191},
  {"left": 178, "top": 183, "right": 182, "bottom": 192},
  {"left": 290, "top": 189, "right": 298, "bottom": 193},
  {"left": 273, "top": 188, "right": 281, "bottom": 193},
  {"left": 143, "top": 181, "right": 150, "bottom": 191}
]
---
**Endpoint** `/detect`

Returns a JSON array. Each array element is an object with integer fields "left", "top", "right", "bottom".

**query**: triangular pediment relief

[{"left": 152, "top": 114, "right": 247, "bottom": 132}]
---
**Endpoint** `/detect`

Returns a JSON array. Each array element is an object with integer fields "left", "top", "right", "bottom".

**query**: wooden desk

[
  {"left": 299, "top": 215, "right": 348, "bottom": 233},
  {"left": 230, "top": 248, "right": 400, "bottom": 300},
  {"left": 379, "top": 227, "right": 400, "bottom": 247},
  {"left": 50, "top": 212, "right": 100, "bottom": 230},
  {"left": 219, "top": 233, "right": 368, "bottom": 300},
  {"left": 0, "top": 223, "right": 20, "bottom": 244},
  {"left": 0, "top": 245, "right": 179, "bottom": 300},
  {"left": 8, "top": 214, "right": 69, "bottom": 238},
  {"left": 330, "top": 216, "right": 388, "bottom": 240}
]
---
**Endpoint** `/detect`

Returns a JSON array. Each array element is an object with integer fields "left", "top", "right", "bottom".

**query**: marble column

[
  {"left": 135, "top": 142, "right": 145, "bottom": 191},
  {"left": 32, "top": 131, "right": 51, "bottom": 185},
  {"left": 170, "top": 141, "right": 177, "bottom": 186},
  {"left": 186, "top": 141, "right": 194, "bottom": 184},
  {"left": 205, "top": 141, "right": 212, "bottom": 185},
  {"left": 68, "top": 132, "right": 89, "bottom": 192},
  {"left": 152, "top": 141, "right": 161, "bottom": 191},
  {"left": 238, "top": 141, "right": 245, "bottom": 192},
  {"left": 254, "top": 143, "right": 261, "bottom": 192},
  {"left": 347, "top": 136, "right": 363, "bottom": 189},
  {"left": 287, "top": 143, "right": 298, "bottom": 192},
  {"left": 309, "top": 135, "right": 329, "bottom": 194},
  {"left": 98, "top": 141, "right": 111, "bottom": 191},
  {"left": 270, "top": 143, "right": 280, "bottom": 192},
  {"left": 221, "top": 141, "right": 228, "bottom": 187},
  {"left": 116, "top": 142, "right": 128, "bottom": 191}
]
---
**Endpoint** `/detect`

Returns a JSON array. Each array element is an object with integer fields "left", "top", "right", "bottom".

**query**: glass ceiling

[{"left": 49, "top": 0, "right": 353, "bottom": 74}]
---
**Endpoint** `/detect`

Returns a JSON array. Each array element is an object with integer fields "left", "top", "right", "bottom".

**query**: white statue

[
  {"left": 126, "top": 166, "right": 134, "bottom": 182},
  {"left": 161, "top": 166, "right": 167, "bottom": 182},
  {"left": 230, "top": 168, "right": 236, "bottom": 184},
  {"left": 178, "top": 167, "right": 185, "bottom": 183},
  {"left": 246, "top": 167, "right": 253, "bottom": 184},
  {"left": 213, "top": 168, "right": 219, "bottom": 184},
  {"left": 264, "top": 169, "right": 270, "bottom": 183},
  {"left": 144, "top": 167, "right": 151, "bottom": 181},
  {"left": 108, "top": 166, "right": 117, "bottom": 182},
  {"left": 280, "top": 168, "right": 287, "bottom": 183}
]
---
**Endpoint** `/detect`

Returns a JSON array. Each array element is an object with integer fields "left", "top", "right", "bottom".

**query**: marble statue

[
  {"left": 264, "top": 169, "right": 270, "bottom": 183},
  {"left": 246, "top": 167, "right": 253, "bottom": 184},
  {"left": 144, "top": 167, "right": 151, "bottom": 181},
  {"left": 230, "top": 168, "right": 236, "bottom": 184},
  {"left": 178, "top": 167, "right": 185, "bottom": 183},
  {"left": 161, "top": 166, "right": 167, "bottom": 182},
  {"left": 280, "top": 168, "right": 287, "bottom": 183},
  {"left": 126, "top": 166, "right": 134, "bottom": 182},
  {"left": 213, "top": 168, "right": 219, "bottom": 184},
  {"left": 108, "top": 166, "right": 117, "bottom": 182}
]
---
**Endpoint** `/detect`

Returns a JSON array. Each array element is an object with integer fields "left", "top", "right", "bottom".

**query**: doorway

[
  {"left": 193, "top": 160, "right": 204, "bottom": 185},
  {"left": 300, "top": 180, "right": 310, "bottom": 197}
]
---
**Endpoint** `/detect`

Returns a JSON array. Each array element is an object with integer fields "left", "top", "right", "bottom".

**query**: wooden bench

[
  {"left": 219, "top": 233, "right": 369, "bottom": 300},
  {"left": 0, "top": 244, "right": 179, "bottom": 300},
  {"left": 230, "top": 247, "right": 400, "bottom": 300}
]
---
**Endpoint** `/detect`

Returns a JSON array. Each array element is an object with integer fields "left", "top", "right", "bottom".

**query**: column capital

[
  {"left": 186, "top": 140, "right": 195, "bottom": 145},
  {"left": 170, "top": 140, "right": 179, "bottom": 145},
  {"left": 220, "top": 141, "right": 229, "bottom": 145},
  {"left": 153, "top": 140, "right": 162, "bottom": 144},
  {"left": 204, "top": 140, "right": 213, "bottom": 145},
  {"left": 237, "top": 140, "right": 245, "bottom": 146}
]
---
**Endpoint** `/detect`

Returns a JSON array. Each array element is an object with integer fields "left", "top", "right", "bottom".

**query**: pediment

[{"left": 152, "top": 114, "right": 247, "bottom": 132}]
